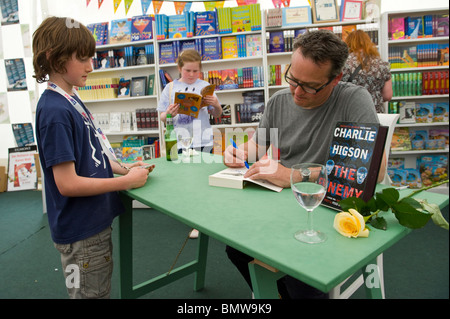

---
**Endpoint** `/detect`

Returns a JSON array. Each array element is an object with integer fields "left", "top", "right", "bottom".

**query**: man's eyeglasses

[{"left": 284, "top": 64, "right": 334, "bottom": 94}]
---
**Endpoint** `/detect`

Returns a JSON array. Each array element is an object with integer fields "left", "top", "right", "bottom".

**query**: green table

[{"left": 118, "top": 154, "right": 449, "bottom": 299}]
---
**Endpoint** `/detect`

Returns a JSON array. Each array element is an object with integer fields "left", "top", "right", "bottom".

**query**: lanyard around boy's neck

[{"left": 46, "top": 81, "right": 128, "bottom": 170}]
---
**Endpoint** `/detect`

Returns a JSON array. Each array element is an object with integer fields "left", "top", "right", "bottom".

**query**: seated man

[{"left": 224, "top": 30, "right": 386, "bottom": 299}]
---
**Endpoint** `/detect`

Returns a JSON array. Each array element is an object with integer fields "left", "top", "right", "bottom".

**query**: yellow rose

[{"left": 334, "top": 208, "right": 369, "bottom": 238}]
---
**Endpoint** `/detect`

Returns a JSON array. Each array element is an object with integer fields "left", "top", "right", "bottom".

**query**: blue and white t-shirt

[
  {"left": 158, "top": 78, "right": 219, "bottom": 149},
  {"left": 36, "top": 89, "right": 124, "bottom": 244}
]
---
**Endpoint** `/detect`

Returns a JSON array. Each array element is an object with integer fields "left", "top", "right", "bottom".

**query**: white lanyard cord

[{"left": 46, "top": 82, "right": 130, "bottom": 171}]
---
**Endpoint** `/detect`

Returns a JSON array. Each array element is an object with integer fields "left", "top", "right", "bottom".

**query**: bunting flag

[
  {"left": 124, "top": 0, "right": 133, "bottom": 14},
  {"left": 204, "top": 1, "right": 224, "bottom": 11},
  {"left": 282, "top": 0, "right": 291, "bottom": 7},
  {"left": 141, "top": 0, "right": 152, "bottom": 14},
  {"left": 174, "top": 1, "right": 187, "bottom": 15},
  {"left": 153, "top": 1, "right": 163, "bottom": 14},
  {"left": 113, "top": 0, "right": 122, "bottom": 13},
  {"left": 272, "top": 0, "right": 282, "bottom": 8},
  {"left": 86, "top": 0, "right": 91, "bottom": 7},
  {"left": 98, "top": 0, "right": 104, "bottom": 9},
  {"left": 236, "top": 0, "right": 257, "bottom": 6}
]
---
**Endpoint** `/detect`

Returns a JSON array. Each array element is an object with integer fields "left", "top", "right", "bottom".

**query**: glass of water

[{"left": 290, "top": 163, "right": 328, "bottom": 244}]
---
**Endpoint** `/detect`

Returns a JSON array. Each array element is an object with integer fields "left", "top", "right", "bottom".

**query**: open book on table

[
  {"left": 209, "top": 167, "right": 283, "bottom": 192},
  {"left": 175, "top": 84, "right": 215, "bottom": 118}
]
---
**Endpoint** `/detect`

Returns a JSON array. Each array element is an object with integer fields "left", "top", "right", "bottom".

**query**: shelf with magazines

[{"left": 380, "top": 8, "right": 449, "bottom": 193}]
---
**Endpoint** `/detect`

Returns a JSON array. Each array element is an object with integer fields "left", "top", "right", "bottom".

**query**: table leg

[
  {"left": 194, "top": 231, "right": 209, "bottom": 291},
  {"left": 248, "top": 260, "right": 285, "bottom": 299},
  {"left": 118, "top": 193, "right": 134, "bottom": 299},
  {"left": 362, "top": 259, "right": 383, "bottom": 299}
]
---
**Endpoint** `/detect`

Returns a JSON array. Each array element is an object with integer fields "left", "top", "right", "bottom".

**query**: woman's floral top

[{"left": 342, "top": 53, "right": 391, "bottom": 113}]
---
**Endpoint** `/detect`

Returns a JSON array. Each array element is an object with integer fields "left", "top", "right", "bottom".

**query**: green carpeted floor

[{"left": 0, "top": 190, "right": 448, "bottom": 299}]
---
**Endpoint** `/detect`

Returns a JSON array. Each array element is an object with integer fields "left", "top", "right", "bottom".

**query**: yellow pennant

[
  {"left": 113, "top": 0, "right": 122, "bottom": 13},
  {"left": 204, "top": 1, "right": 224, "bottom": 11}
]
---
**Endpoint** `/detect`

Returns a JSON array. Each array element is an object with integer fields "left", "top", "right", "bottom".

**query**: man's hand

[{"left": 244, "top": 158, "right": 290, "bottom": 188}]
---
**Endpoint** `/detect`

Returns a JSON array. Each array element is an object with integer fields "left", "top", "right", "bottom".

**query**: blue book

[
  {"left": 110, "top": 18, "right": 131, "bottom": 44},
  {"left": 195, "top": 11, "right": 217, "bottom": 36},
  {"left": 202, "top": 37, "right": 221, "bottom": 61},
  {"left": 269, "top": 31, "right": 284, "bottom": 53},
  {"left": 131, "top": 15, "right": 153, "bottom": 41},
  {"left": 155, "top": 14, "right": 168, "bottom": 40},
  {"left": 168, "top": 14, "right": 188, "bottom": 39},
  {"left": 159, "top": 42, "right": 175, "bottom": 64}
]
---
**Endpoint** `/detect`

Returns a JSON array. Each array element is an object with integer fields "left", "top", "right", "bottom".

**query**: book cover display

[
  {"left": 131, "top": 15, "right": 153, "bottom": 41},
  {"left": 7, "top": 145, "right": 38, "bottom": 192},
  {"left": 110, "top": 18, "right": 131, "bottom": 44},
  {"left": 322, "top": 122, "right": 387, "bottom": 210}
]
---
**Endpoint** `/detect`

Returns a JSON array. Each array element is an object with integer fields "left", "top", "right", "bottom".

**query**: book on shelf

[
  {"left": 216, "top": 7, "right": 232, "bottom": 34},
  {"left": 391, "top": 127, "right": 412, "bottom": 151},
  {"left": 281, "top": 6, "right": 312, "bottom": 27},
  {"left": 231, "top": 5, "right": 252, "bottom": 33},
  {"left": 209, "top": 167, "right": 282, "bottom": 192},
  {"left": 118, "top": 78, "right": 130, "bottom": 98},
  {"left": 266, "top": 8, "right": 282, "bottom": 28},
  {"left": 147, "top": 74, "right": 155, "bottom": 96},
  {"left": 159, "top": 42, "right": 175, "bottom": 64},
  {"left": 159, "top": 69, "right": 173, "bottom": 90},
  {"left": 246, "top": 33, "right": 262, "bottom": 56},
  {"left": 268, "top": 31, "right": 284, "bottom": 53},
  {"left": 109, "top": 18, "right": 132, "bottom": 44},
  {"left": 398, "top": 101, "right": 416, "bottom": 124},
  {"left": 221, "top": 36, "right": 238, "bottom": 59},
  {"left": 175, "top": 84, "right": 216, "bottom": 118},
  {"left": 87, "top": 22, "right": 108, "bottom": 45},
  {"left": 195, "top": 11, "right": 217, "bottom": 36},
  {"left": 202, "top": 37, "right": 222, "bottom": 60},
  {"left": 168, "top": 14, "right": 189, "bottom": 39},
  {"left": 131, "top": 15, "right": 153, "bottom": 41},
  {"left": 7, "top": 145, "right": 38, "bottom": 192},
  {"left": 322, "top": 122, "right": 388, "bottom": 211}
]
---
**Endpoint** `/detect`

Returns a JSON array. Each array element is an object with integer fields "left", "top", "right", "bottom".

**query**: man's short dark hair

[{"left": 293, "top": 30, "right": 349, "bottom": 80}]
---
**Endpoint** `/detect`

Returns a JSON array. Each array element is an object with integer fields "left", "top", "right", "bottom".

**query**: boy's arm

[{"left": 52, "top": 161, "right": 150, "bottom": 197}]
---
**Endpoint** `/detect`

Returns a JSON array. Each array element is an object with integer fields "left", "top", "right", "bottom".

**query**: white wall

[{"left": 0, "top": 0, "right": 448, "bottom": 165}]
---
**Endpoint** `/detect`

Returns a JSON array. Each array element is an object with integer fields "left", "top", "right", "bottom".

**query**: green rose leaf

[
  {"left": 369, "top": 216, "right": 387, "bottom": 230},
  {"left": 417, "top": 199, "right": 449, "bottom": 230},
  {"left": 392, "top": 200, "right": 432, "bottom": 229},
  {"left": 339, "top": 197, "right": 367, "bottom": 213},
  {"left": 375, "top": 188, "right": 400, "bottom": 211}
]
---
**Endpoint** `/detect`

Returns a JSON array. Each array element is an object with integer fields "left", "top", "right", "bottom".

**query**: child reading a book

[
  {"left": 158, "top": 49, "right": 222, "bottom": 239},
  {"left": 33, "top": 17, "right": 154, "bottom": 298},
  {"left": 158, "top": 49, "right": 222, "bottom": 154}
]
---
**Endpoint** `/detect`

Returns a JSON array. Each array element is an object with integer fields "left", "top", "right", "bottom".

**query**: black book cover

[{"left": 322, "top": 122, "right": 388, "bottom": 211}]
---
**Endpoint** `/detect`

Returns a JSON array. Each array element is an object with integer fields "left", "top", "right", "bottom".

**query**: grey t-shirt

[{"left": 254, "top": 82, "right": 378, "bottom": 169}]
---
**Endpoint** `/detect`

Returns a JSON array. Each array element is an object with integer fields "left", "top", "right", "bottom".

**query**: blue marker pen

[{"left": 230, "top": 138, "right": 249, "bottom": 169}]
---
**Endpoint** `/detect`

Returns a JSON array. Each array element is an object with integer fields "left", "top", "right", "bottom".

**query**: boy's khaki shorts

[{"left": 54, "top": 226, "right": 113, "bottom": 299}]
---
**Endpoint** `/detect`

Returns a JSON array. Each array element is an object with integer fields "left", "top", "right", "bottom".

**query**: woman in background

[{"left": 342, "top": 30, "right": 392, "bottom": 113}]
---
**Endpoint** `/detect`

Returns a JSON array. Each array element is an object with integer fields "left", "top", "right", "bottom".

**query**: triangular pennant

[
  {"left": 204, "top": 1, "right": 224, "bottom": 11},
  {"left": 141, "top": 0, "right": 151, "bottom": 14},
  {"left": 113, "top": 0, "right": 122, "bottom": 13},
  {"left": 272, "top": 0, "right": 282, "bottom": 8},
  {"left": 153, "top": 1, "right": 163, "bottom": 14},
  {"left": 124, "top": 0, "right": 133, "bottom": 15},
  {"left": 98, "top": 0, "right": 104, "bottom": 9},
  {"left": 86, "top": 0, "right": 91, "bottom": 7},
  {"left": 237, "top": 0, "right": 256, "bottom": 5},
  {"left": 174, "top": 1, "right": 186, "bottom": 15},
  {"left": 282, "top": 0, "right": 291, "bottom": 7}
]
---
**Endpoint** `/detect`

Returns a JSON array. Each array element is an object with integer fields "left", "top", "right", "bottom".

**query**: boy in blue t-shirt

[{"left": 32, "top": 16, "right": 154, "bottom": 298}]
